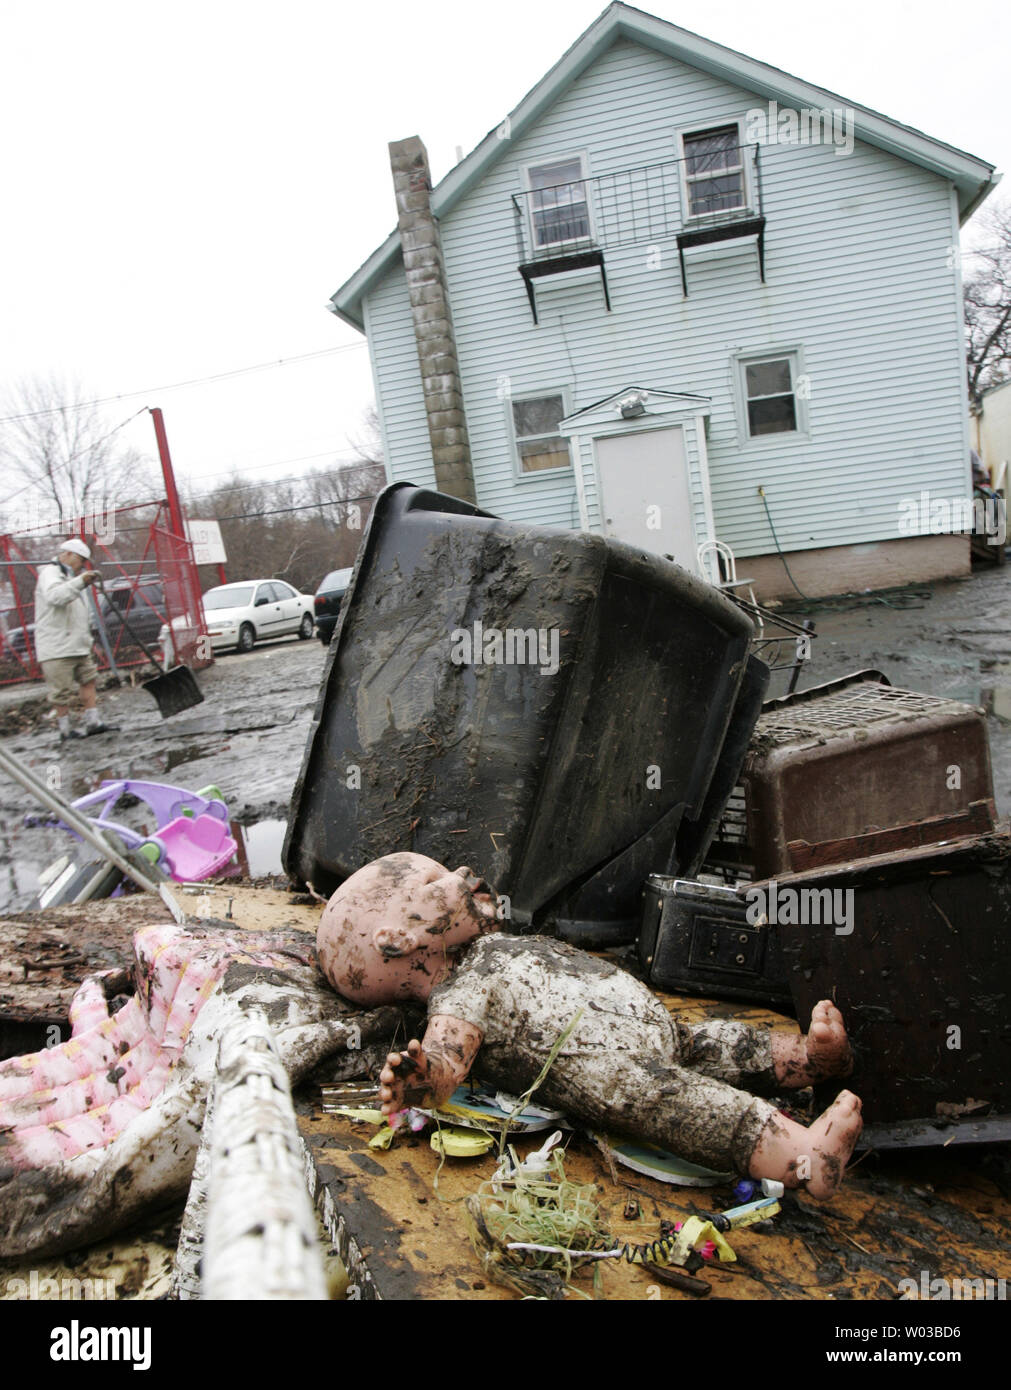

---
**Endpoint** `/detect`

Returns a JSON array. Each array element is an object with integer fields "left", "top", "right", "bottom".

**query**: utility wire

[
  {"left": 184, "top": 452, "right": 380, "bottom": 499},
  {"left": 759, "top": 487, "right": 930, "bottom": 614},
  {"left": 0, "top": 343, "right": 367, "bottom": 425},
  {"left": 210, "top": 495, "right": 377, "bottom": 523},
  {"left": 758, "top": 487, "right": 811, "bottom": 601},
  {"left": 0, "top": 408, "right": 151, "bottom": 510}
]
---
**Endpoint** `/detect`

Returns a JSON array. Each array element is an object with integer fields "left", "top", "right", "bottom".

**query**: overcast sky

[{"left": 1, "top": 0, "right": 1007, "bottom": 510}]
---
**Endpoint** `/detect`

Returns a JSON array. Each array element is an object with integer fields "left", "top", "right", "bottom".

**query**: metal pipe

[{"left": 150, "top": 408, "right": 187, "bottom": 542}]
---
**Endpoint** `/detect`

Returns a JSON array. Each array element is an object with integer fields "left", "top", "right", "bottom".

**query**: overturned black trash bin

[{"left": 284, "top": 483, "right": 762, "bottom": 938}]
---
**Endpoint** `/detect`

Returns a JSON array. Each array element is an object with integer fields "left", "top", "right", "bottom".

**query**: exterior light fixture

[{"left": 617, "top": 390, "right": 648, "bottom": 419}]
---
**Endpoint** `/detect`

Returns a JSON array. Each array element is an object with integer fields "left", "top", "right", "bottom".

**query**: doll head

[{"left": 316, "top": 852, "right": 500, "bottom": 1005}]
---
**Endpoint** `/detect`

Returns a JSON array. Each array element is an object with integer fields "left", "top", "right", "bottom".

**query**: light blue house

[{"left": 330, "top": 3, "right": 999, "bottom": 599}]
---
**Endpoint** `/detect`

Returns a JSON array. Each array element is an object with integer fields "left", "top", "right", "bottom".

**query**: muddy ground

[
  {"left": 0, "top": 633, "right": 328, "bottom": 913},
  {"left": 0, "top": 561, "right": 1009, "bottom": 915}
]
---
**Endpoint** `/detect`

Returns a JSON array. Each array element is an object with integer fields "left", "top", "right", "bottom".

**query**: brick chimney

[{"left": 389, "top": 136, "right": 476, "bottom": 503}]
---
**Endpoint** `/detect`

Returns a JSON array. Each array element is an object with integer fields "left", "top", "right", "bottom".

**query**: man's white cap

[{"left": 59, "top": 538, "right": 91, "bottom": 560}]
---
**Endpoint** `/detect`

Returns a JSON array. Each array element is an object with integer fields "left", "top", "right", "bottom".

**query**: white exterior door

[{"left": 594, "top": 426, "right": 698, "bottom": 572}]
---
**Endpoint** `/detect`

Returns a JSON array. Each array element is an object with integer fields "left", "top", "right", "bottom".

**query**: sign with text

[{"left": 185, "top": 519, "right": 226, "bottom": 566}]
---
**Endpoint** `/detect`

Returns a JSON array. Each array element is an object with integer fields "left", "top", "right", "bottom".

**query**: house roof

[{"left": 331, "top": 1, "right": 999, "bottom": 331}]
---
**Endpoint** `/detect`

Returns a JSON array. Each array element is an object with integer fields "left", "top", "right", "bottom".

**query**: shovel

[
  {"left": 89, "top": 585, "right": 124, "bottom": 685},
  {"left": 97, "top": 580, "right": 204, "bottom": 718}
]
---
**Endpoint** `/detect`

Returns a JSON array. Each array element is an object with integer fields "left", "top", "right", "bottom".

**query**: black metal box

[{"left": 637, "top": 875, "right": 792, "bottom": 1006}]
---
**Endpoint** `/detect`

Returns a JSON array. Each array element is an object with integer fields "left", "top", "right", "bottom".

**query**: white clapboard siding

[{"left": 364, "top": 36, "right": 970, "bottom": 554}]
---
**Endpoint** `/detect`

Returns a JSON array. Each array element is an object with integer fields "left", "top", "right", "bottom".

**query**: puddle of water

[
  {"left": 0, "top": 825, "right": 51, "bottom": 914},
  {"left": 0, "top": 815, "right": 289, "bottom": 915},
  {"left": 229, "top": 819, "right": 287, "bottom": 879}
]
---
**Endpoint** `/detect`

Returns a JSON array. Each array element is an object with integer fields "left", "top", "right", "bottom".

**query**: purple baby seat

[
  {"left": 60, "top": 780, "right": 236, "bottom": 883},
  {"left": 146, "top": 814, "right": 238, "bottom": 882},
  {"left": 67, "top": 779, "right": 228, "bottom": 838}
]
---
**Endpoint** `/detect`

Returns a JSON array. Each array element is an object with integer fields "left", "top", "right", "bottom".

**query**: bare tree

[
  {"left": 345, "top": 404, "right": 384, "bottom": 467},
  {"left": 308, "top": 405, "right": 387, "bottom": 567},
  {"left": 306, "top": 459, "right": 385, "bottom": 568},
  {"left": 964, "top": 197, "right": 1011, "bottom": 403},
  {"left": 180, "top": 405, "right": 387, "bottom": 593},
  {"left": 187, "top": 461, "right": 384, "bottom": 594},
  {"left": 0, "top": 374, "right": 153, "bottom": 522},
  {"left": 189, "top": 475, "right": 278, "bottom": 586}
]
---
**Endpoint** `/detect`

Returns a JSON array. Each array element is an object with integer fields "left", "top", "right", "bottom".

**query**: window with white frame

[
  {"left": 526, "top": 157, "right": 591, "bottom": 250},
  {"left": 511, "top": 394, "right": 572, "bottom": 473},
  {"left": 682, "top": 126, "right": 746, "bottom": 218},
  {"left": 740, "top": 354, "right": 800, "bottom": 437}
]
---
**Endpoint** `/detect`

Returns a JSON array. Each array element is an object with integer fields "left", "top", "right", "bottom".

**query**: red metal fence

[
  {"left": 0, "top": 500, "right": 210, "bottom": 685},
  {"left": 153, "top": 525, "right": 207, "bottom": 670}
]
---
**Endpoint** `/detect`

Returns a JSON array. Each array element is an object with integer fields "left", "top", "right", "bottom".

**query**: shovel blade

[{"left": 141, "top": 665, "right": 204, "bottom": 718}]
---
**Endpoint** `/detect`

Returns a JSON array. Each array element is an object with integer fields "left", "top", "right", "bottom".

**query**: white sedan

[{"left": 201, "top": 580, "right": 315, "bottom": 653}]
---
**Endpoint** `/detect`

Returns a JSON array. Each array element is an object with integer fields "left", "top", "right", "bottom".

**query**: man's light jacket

[{"left": 34, "top": 563, "right": 93, "bottom": 662}]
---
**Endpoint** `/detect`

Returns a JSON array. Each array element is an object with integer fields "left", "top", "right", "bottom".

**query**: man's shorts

[{"left": 40, "top": 654, "right": 99, "bottom": 706}]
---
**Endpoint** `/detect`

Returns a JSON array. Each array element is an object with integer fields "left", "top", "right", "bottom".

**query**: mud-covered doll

[{"left": 317, "top": 853, "right": 862, "bottom": 1198}]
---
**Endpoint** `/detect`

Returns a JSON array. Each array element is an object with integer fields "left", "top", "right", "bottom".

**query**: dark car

[
  {"left": 3, "top": 623, "right": 35, "bottom": 662},
  {"left": 95, "top": 580, "right": 166, "bottom": 651},
  {"left": 313, "top": 568, "right": 353, "bottom": 644},
  {"left": 2, "top": 578, "right": 165, "bottom": 668}
]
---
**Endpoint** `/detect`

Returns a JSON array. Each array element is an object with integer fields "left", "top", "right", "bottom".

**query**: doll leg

[
  {"left": 547, "top": 1050, "right": 861, "bottom": 1199},
  {"left": 548, "top": 1051, "right": 777, "bottom": 1175},
  {"left": 672, "top": 1019, "right": 778, "bottom": 1092},
  {"left": 675, "top": 1001, "right": 853, "bottom": 1092}
]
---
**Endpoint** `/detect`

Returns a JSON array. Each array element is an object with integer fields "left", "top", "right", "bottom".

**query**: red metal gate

[{"left": 0, "top": 500, "right": 211, "bottom": 685}]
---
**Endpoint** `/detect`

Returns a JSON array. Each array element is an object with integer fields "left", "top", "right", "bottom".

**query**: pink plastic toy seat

[{"left": 150, "top": 815, "right": 238, "bottom": 883}]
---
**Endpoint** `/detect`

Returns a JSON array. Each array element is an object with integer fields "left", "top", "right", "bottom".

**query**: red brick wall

[{"left": 742, "top": 535, "right": 970, "bottom": 602}]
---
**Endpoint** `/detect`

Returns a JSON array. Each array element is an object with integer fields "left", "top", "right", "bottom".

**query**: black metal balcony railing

[
  {"left": 511, "top": 144, "right": 765, "bottom": 312},
  {"left": 511, "top": 144, "right": 763, "bottom": 260}
]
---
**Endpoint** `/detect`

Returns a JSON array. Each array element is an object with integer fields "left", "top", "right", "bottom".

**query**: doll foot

[
  {"left": 793, "top": 1090, "right": 863, "bottom": 1200},
  {"left": 804, "top": 1000, "right": 854, "bottom": 1081},
  {"left": 772, "top": 1000, "right": 854, "bottom": 1089},
  {"left": 751, "top": 1089, "right": 863, "bottom": 1201}
]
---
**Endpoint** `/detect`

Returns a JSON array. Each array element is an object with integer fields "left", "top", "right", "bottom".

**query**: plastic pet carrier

[{"left": 703, "top": 672, "right": 995, "bottom": 882}]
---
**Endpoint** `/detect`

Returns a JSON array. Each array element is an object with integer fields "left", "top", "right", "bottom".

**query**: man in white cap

[{"left": 33, "top": 539, "right": 114, "bottom": 741}]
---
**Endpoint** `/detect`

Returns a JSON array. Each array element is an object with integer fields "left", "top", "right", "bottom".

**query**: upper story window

[
  {"left": 682, "top": 126, "right": 747, "bottom": 218},
  {"left": 526, "top": 157, "right": 591, "bottom": 250},
  {"left": 741, "top": 354, "right": 800, "bottom": 436},
  {"left": 511, "top": 393, "right": 572, "bottom": 473}
]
